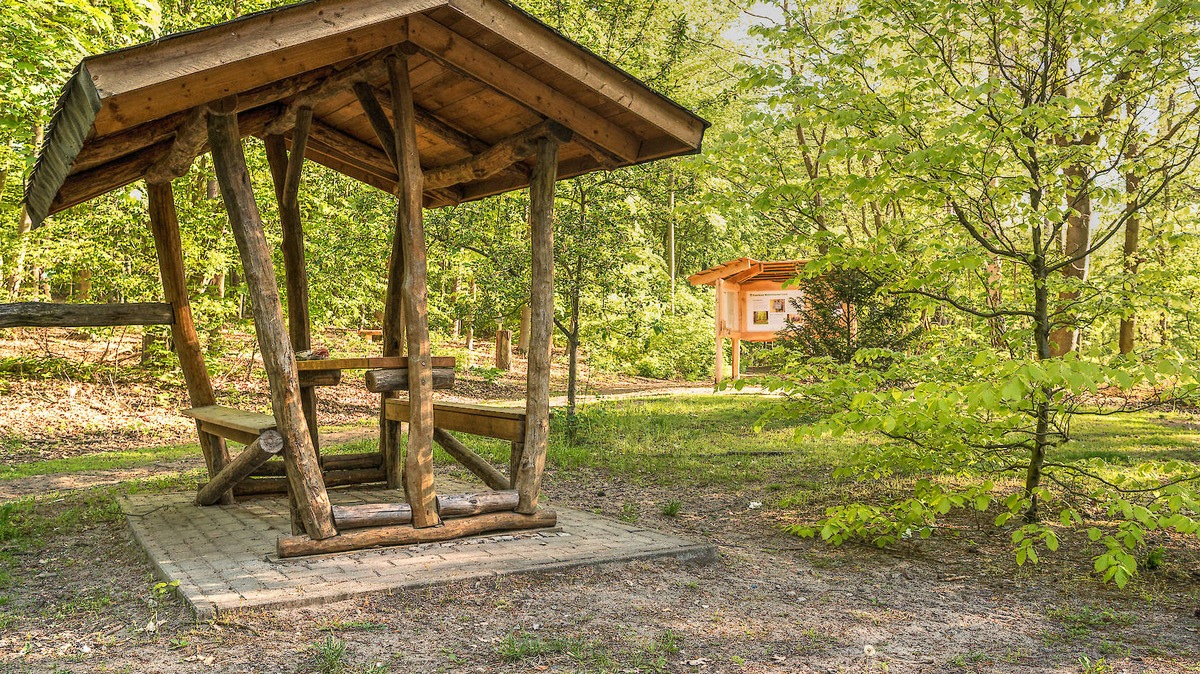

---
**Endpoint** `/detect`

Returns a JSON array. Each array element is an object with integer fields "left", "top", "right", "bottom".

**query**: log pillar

[
  {"left": 381, "top": 212, "right": 406, "bottom": 489},
  {"left": 146, "top": 181, "right": 233, "bottom": 504},
  {"left": 207, "top": 105, "right": 336, "bottom": 540},
  {"left": 515, "top": 136, "right": 561, "bottom": 514},
  {"left": 713, "top": 278, "right": 725, "bottom": 385},
  {"left": 495, "top": 329, "right": 512, "bottom": 370},
  {"left": 389, "top": 52, "right": 439, "bottom": 528},
  {"left": 731, "top": 337, "right": 741, "bottom": 380},
  {"left": 263, "top": 109, "right": 318, "bottom": 457}
]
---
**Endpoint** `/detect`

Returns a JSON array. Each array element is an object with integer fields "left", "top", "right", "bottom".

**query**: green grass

[
  {"left": 0, "top": 428, "right": 386, "bottom": 482},
  {"left": 0, "top": 443, "right": 200, "bottom": 480},
  {"left": 1059, "top": 414, "right": 1200, "bottom": 464},
  {"left": 8, "top": 395, "right": 1197, "bottom": 499},
  {"left": 434, "top": 395, "right": 874, "bottom": 489}
]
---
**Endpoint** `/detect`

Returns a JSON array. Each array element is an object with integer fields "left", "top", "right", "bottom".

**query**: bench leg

[{"left": 509, "top": 442, "right": 524, "bottom": 491}]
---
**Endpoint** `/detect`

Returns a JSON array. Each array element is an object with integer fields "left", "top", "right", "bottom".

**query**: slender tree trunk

[
  {"left": 518, "top": 304, "right": 530, "bottom": 355},
  {"left": 985, "top": 257, "right": 1004, "bottom": 349},
  {"left": 77, "top": 269, "right": 92, "bottom": 301},
  {"left": 1026, "top": 257, "right": 1053, "bottom": 521},
  {"left": 465, "top": 278, "right": 476, "bottom": 351},
  {"left": 566, "top": 286, "right": 580, "bottom": 421},
  {"left": 1050, "top": 164, "right": 1091, "bottom": 356},
  {"left": 8, "top": 123, "right": 44, "bottom": 298},
  {"left": 1119, "top": 113, "right": 1141, "bottom": 354},
  {"left": 668, "top": 172, "right": 677, "bottom": 314}
]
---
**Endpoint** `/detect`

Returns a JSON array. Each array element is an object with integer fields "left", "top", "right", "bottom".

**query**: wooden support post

[
  {"left": 389, "top": 52, "right": 439, "bottom": 528},
  {"left": 372, "top": 74, "right": 407, "bottom": 492},
  {"left": 515, "top": 137, "right": 560, "bottom": 514},
  {"left": 196, "top": 430, "right": 284, "bottom": 505},
  {"left": 432, "top": 428, "right": 510, "bottom": 491},
  {"left": 713, "top": 278, "right": 725, "bottom": 385},
  {"left": 494, "top": 329, "right": 512, "bottom": 370},
  {"left": 264, "top": 110, "right": 319, "bottom": 457},
  {"left": 207, "top": 105, "right": 336, "bottom": 541},
  {"left": 731, "top": 337, "right": 741, "bottom": 381},
  {"left": 277, "top": 509, "right": 557, "bottom": 558},
  {"left": 147, "top": 181, "right": 232, "bottom": 503},
  {"left": 509, "top": 441, "right": 524, "bottom": 488}
]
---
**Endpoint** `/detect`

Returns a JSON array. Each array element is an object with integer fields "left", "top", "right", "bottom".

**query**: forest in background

[{"left": 5, "top": 0, "right": 1199, "bottom": 376}]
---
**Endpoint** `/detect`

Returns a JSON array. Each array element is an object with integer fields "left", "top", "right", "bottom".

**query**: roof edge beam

[
  {"left": 687, "top": 258, "right": 754, "bottom": 286},
  {"left": 726, "top": 263, "right": 764, "bottom": 285},
  {"left": 264, "top": 49, "right": 395, "bottom": 136},
  {"left": 46, "top": 106, "right": 277, "bottom": 217}
]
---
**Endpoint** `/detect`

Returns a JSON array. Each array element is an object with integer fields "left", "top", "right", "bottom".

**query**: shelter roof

[
  {"left": 25, "top": 0, "right": 709, "bottom": 227},
  {"left": 687, "top": 257, "right": 807, "bottom": 286}
]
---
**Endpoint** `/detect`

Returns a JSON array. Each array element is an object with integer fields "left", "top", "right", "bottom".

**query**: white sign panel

[{"left": 744, "top": 289, "right": 804, "bottom": 333}]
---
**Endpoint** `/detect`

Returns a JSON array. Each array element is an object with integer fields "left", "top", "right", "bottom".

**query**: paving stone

[{"left": 119, "top": 484, "right": 715, "bottom": 619}]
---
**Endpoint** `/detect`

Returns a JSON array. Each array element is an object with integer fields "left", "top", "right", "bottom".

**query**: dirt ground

[
  {"left": 3, "top": 468, "right": 1199, "bottom": 673},
  {"left": 0, "top": 327, "right": 693, "bottom": 465},
  {"left": 2, "top": 329, "right": 1199, "bottom": 673}
]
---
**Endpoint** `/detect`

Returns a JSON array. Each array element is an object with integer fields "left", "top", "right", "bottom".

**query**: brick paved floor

[{"left": 121, "top": 484, "right": 716, "bottom": 618}]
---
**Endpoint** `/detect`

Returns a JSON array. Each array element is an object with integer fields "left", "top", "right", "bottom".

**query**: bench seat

[
  {"left": 384, "top": 399, "right": 526, "bottom": 443},
  {"left": 183, "top": 405, "right": 276, "bottom": 445}
]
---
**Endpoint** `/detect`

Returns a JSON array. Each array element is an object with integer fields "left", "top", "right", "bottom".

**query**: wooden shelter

[
  {"left": 688, "top": 257, "right": 805, "bottom": 383},
  {"left": 14, "top": 0, "right": 707, "bottom": 556}
]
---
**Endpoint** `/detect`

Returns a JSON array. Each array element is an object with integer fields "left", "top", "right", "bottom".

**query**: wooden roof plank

[
  {"left": 687, "top": 258, "right": 754, "bottom": 286},
  {"left": 445, "top": 0, "right": 707, "bottom": 146},
  {"left": 408, "top": 13, "right": 640, "bottom": 162}
]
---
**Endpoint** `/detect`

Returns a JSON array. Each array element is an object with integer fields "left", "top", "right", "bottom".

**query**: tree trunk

[
  {"left": 668, "top": 183, "right": 677, "bottom": 314},
  {"left": 465, "top": 277, "right": 476, "bottom": 351},
  {"left": 7, "top": 123, "right": 44, "bottom": 298},
  {"left": 518, "top": 304, "right": 531, "bottom": 355},
  {"left": 76, "top": 268, "right": 92, "bottom": 301},
  {"left": 1119, "top": 119, "right": 1140, "bottom": 354},
  {"left": 985, "top": 257, "right": 1004, "bottom": 349},
  {"left": 1026, "top": 258, "right": 1053, "bottom": 521}
]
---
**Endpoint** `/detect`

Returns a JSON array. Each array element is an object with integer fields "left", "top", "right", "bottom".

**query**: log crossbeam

[
  {"left": 196, "top": 430, "right": 284, "bottom": 505},
  {"left": 276, "top": 509, "right": 557, "bottom": 557},
  {"left": 0, "top": 302, "right": 173, "bottom": 328},
  {"left": 264, "top": 51, "right": 393, "bottom": 136},
  {"left": 332, "top": 490, "right": 520, "bottom": 529},
  {"left": 424, "top": 120, "right": 572, "bottom": 190},
  {"left": 433, "top": 428, "right": 511, "bottom": 491}
]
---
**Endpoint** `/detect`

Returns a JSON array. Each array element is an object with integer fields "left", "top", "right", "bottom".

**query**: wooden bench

[
  {"left": 183, "top": 405, "right": 277, "bottom": 446},
  {"left": 185, "top": 404, "right": 388, "bottom": 497},
  {"left": 384, "top": 399, "right": 526, "bottom": 490}
]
